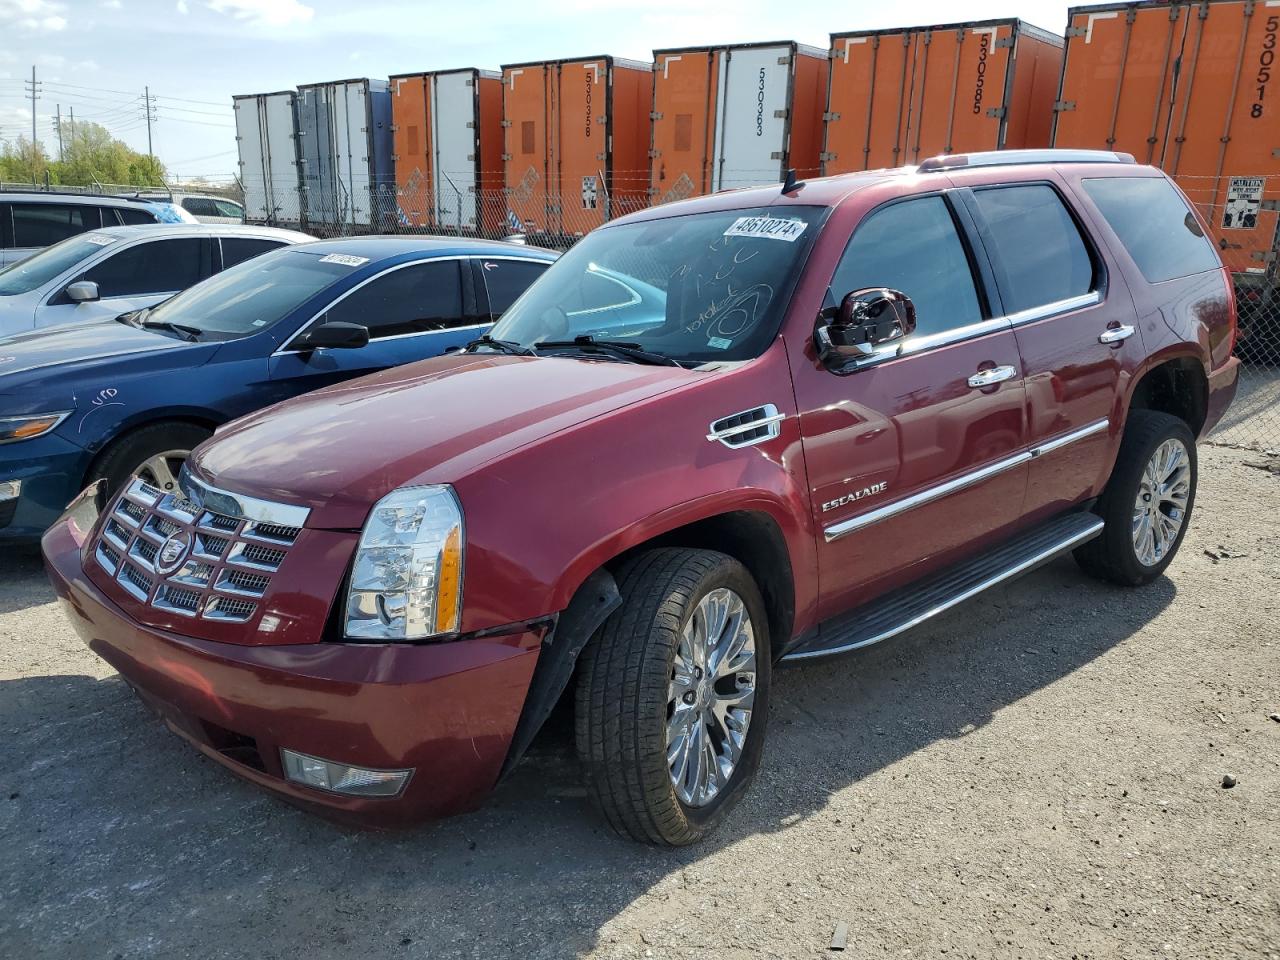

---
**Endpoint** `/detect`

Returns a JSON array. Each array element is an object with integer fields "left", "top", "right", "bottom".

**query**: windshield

[
  {"left": 488, "top": 205, "right": 826, "bottom": 365},
  {"left": 0, "top": 233, "right": 118, "bottom": 296},
  {"left": 140, "top": 247, "right": 351, "bottom": 341}
]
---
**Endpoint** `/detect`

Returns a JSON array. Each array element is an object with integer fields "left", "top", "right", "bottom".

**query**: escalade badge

[
  {"left": 822, "top": 482, "right": 888, "bottom": 512},
  {"left": 156, "top": 531, "right": 193, "bottom": 575}
]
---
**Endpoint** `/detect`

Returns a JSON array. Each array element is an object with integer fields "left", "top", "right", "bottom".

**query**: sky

[{"left": 0, "top": 0, "right": 1074, "bottom": 183}]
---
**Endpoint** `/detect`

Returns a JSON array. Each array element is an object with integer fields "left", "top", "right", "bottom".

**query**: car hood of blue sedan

[{"left": 0, "top": 320, "right": 214, "bottom": 415}]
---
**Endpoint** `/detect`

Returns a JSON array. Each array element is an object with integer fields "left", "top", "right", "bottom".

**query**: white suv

[
  {"left": 0, "top": 223, "right": 311, "bottom": 339},
  {"left": 0, "top": 192, "right": 199, "bottom": 269}
]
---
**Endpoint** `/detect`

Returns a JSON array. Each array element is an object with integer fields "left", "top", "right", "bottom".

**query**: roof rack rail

[{"left": 917, "top": 149, "right": 1136, "bottom": 173}]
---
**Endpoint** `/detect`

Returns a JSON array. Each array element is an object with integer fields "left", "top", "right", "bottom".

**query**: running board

[{"left": 782, "top": 512, "right": 1105, "bottom": 662}]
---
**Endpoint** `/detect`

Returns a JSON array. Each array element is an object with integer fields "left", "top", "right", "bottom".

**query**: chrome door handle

[
  {"left": 1098, "top": 324, "right": 1135, "bottom": 344},
  {"left": 967, "top": 365, "right": 1017, "bottom": 388}
]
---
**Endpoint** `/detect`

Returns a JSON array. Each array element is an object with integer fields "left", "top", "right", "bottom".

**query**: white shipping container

[
  {"left": 233, "top": 91, "right": 303, "bottom": 226},
  {"left": 429, "top": 70, "right": 482, "bottom": 229},
  {"left": 297, "top": 78, "right": 394, "bottom": 231}
]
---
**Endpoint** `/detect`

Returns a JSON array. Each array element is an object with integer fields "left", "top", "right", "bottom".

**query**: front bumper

[
  {"left": 42, "top": 500, "right": 545, "bottom": 827},
  {"left": 0, "top": 430, "right": 89, "bottom": 541}
]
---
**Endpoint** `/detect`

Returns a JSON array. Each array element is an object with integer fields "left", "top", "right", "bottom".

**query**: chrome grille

[{"left": 92, "top": 476, "right": 304, "bottom": 624}]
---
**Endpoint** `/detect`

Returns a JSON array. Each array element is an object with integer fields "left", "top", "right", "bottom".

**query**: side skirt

[{"left": 781, "top": 511, "right": 1104, "bottom": 662}]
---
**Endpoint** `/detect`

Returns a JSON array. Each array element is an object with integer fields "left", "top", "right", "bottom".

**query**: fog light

[
  {"left": 0, "top": 480, "right": 20, "bottom": 502},
  {"left": 281, "top": 748, "right": 412, "bottom": 797}
]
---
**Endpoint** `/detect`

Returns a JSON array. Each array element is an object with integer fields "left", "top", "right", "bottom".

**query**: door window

[
  {"left": 221, "top": 237, "right": 285, "bottom": 269},
  {"left": 214, "top": 200, "right": 244, "bottom": 219},
  {"left": 1081, "top": 177, "right": 1220, "bottom": 283},
  {"left": 970, "top": 184, "right": 1096, "bottom": 314},
  {"left": 12, "top": 204, "right": 97, "bottom": 247},
  {"left": 323, "top": 260, "right": 464, "bottom": 339},
  {"left": 116, "top": 207, "right": 159, "bottom": 226},
  {"left": 477, "top": 258, "right": 548, "bottom": 317},
  {"left": 81, "top": 238, "right": 208, "bottom": 298},
  {"left": 182, "top": 197, "right": 218, "bottom": 217},
  {"left": 831, "top": 196, "right": 982, "bottom": 338}
]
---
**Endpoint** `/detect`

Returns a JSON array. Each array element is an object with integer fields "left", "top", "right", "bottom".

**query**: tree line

[{"left": 0, "top": 122, "right": 166, "bottom": 188}]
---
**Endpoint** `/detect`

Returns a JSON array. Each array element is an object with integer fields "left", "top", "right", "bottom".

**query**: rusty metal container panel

[
  {"left": 391, "top": 74, "right": 431, "bottom": 228},
  {"left": 501, "top": 56, "right": 653, "bottom": 239},
  {"left": 1055, "top": 0, "right": 1280, "bottom": 278},
  {"left": 650, "top": 42, "right": 826, "bottom": 205},
  {"left": 823, "top": 19, "right": 1063, "bottom": 173}
]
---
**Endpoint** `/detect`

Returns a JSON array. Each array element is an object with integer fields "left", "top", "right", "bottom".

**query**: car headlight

[
  {"left": 0, "top": 411, "right": 71, "bottom": 445},
  {"left": 344, "top": 485, "right": 464, "bottom": 641}
]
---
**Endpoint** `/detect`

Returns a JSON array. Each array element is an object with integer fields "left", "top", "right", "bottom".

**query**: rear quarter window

[{"left": 1081, "top": 177, "right": 1221, "bottom": 283}]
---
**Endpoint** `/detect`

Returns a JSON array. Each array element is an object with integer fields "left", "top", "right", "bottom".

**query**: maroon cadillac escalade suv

[{"left": 44, "top": 150, "right": 1238, "bottom": 846}]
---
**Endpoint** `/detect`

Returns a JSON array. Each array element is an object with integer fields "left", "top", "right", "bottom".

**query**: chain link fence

[{"left": 1181, "top": 177, "right": 1280, "bottom": 452}]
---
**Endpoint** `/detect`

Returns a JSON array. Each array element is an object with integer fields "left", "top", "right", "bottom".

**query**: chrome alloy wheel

[
  {"left": 666, "top": 587, "right": 757, "bottom": 808},
  {"left": 137, "top": 449, "right": 189, "bottom": 494},
  {"left": 1132, "top": 438, "right": 1191, "bottom": 567}
]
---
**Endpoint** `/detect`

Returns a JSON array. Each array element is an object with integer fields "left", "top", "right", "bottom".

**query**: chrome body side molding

[{"left": 823, "top": 418, "right": 1109, "bottom": 543}]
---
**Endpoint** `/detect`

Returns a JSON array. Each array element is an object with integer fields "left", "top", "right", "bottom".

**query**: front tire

[
  {"left": 575, "top": 548, "right": 771, "bottom": 846},
  {"left": 1074, "top": 410, "right": 1197, "bottom": 586},
  {"left": 88, "top": 422, "right": 212, "bottom": 499}
]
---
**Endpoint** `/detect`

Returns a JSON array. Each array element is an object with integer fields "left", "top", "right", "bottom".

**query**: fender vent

[{"left": 707, "top": 404, "right": 784, "bottom": 448}]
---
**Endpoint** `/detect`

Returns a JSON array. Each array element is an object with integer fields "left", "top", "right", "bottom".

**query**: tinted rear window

[
  {"left": 971, "top": 184, "right": 1096, "bottom": 315},
  {"left": 1081, "top": 177, "right": 1220, "bottom": 283}
]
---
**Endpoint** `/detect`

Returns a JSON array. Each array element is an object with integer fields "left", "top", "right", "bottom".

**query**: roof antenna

[{"left": 781, "top": 168, "right": 802, "bottom": 194}]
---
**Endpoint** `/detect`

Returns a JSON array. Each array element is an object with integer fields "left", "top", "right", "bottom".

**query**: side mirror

[
  {"left": 815, "top": 287, "right": 916, "bottom": 368},
  {"left": 65, "top": 280, "right": 100, "bottom": 304},
  {"left": 290, "top": 321, "right": 370, "bottom": 352}
]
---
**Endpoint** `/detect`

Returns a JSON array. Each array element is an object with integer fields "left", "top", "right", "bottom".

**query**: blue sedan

[{"left": 0, "top": 236, "right": 556, "bottom": 541}]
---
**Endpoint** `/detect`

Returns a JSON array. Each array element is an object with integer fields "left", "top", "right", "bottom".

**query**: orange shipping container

[
  {"left": 501, "top": 55, "right": 653, "bottom": 238},
  {"left": 390, "top": 68, "right": 504, "bottom": 234},
  {"left": 1053, "top": 0, "right": 1280, "bottom": 278},
  {"left": 823, "top": 18, "right": 1064, "bottom": 173},
  {"left": 649, "top": 42, "right": 827, "bottom": 205}
]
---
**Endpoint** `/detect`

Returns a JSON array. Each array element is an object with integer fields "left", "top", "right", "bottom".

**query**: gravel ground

[{"left": 1, "top": 444, "right": 1278, "bottom": 960}]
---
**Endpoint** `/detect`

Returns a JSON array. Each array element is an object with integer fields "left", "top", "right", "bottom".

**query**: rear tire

[
  {"left": 1074, "top": 410, "right": 1197, "bottom": 586},
  {"left": 88, "top": 422, "right": 211, "bottom": 499},
  {"left": 575, "top": 548, "right": 771, "bottom": 846}
]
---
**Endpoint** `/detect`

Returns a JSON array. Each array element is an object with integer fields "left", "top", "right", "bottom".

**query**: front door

[
  {"left": 792, "top": 192, "right": 1029, "bottom": 621},
  {"left": 268, "top": 257, "right": 477, "bottom": 394}
]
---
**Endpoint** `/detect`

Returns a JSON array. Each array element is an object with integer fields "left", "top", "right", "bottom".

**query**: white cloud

[
  {"left": 176, "top": 0, "right": 188, "bottom": 10},
  {"left": 103, "top": 0, "right": 122, "bottom": 8},
  {"left": 207, "top": 0, "right": 313, "bottom": 27},
  {"left": 0, "top": 0, "right": 67, "bottom": 31}
]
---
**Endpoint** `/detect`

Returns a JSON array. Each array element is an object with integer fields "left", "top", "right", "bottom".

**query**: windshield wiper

[
  {"left": 465, "top": 335, "right": 537, "bottom": 357},
  {"left": 533, "top": 335, "right": 681, "bottom": 367},
  {"left": 141, "top": 319, "right": 202, "bottom": 342}
]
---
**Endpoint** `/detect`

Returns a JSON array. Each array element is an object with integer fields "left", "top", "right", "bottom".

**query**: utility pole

[
  {"left": 143, "top": 85, "right": 157, "bottom": 182},
  {"left": 55, "top": 104, "right": 63, "bottom": 161},
  {"left": 23, "top": 66, "right": 40, "bottom": 184}
]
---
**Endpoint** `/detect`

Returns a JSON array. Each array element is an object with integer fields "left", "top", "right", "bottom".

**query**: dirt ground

[{"left": 1, "top": 444, "right": 1277, "bottom": 960}]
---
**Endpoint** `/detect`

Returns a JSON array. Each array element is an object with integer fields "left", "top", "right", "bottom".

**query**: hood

[
  {"left": 0, "top": 320, "right": 212, "bottom": 416},
  {"left": 191, "top": 352, "right": 700, "bottom": 529}
]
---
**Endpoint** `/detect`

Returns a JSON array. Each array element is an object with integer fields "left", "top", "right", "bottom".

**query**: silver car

[{"left": 0, "top": 223, "right": 312, "bottom": 340}]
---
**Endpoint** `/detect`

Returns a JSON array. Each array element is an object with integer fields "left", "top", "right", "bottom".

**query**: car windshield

[
  {"left": 0, "top": 233, "right": 119, "bottom": 296},
  {"left": 488, "top": 205, "right": 826, "bottom": 365},
  {"left": 139, "top": 247, "right": 352, "bottom": 341}
]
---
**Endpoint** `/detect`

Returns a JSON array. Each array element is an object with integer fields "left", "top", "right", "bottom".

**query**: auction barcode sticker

[
  {"left": 318, "top": 253, "right": 369, "bottom": 266},
  {"left": 84, "top": 234, "right": 115, "bottom": 246},
  {"left": 724, "top": 216, "right": 808, "bottom": 242}
]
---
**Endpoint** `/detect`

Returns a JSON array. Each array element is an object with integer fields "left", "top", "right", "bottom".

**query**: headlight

[
  {"left": 344, "top": 485, "right": 464, "bottom": 641},
  {"left": 0, "top": 411, "right": 71, "bottom": 445}
]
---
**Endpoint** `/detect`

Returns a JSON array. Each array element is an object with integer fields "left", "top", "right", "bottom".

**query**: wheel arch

[
  {"left": 1126, "top": 353, "right": 1209, "bottom": 438},
  {"left": 81, "top": 410, "right": 224, "bottom": 488}
]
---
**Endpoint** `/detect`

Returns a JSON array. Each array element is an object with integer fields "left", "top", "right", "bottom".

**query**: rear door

[
  {"left": 794, "top": 191, "right": 1029, "bottom": 621},
  {"left": 957, "top": 176, "right": 1129, "bottom": 523},
  {"left": 10, "top": 202, "right": 100, "bottom": 263},
  {"left": 711, "top": 44, "right": 792, "bottom": 190},
  {"left": 473, "top": 256, "right": 551, "bottom": 320},
  {"left": 268, "top": 258, "right": 471, "bottom": 393}
]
